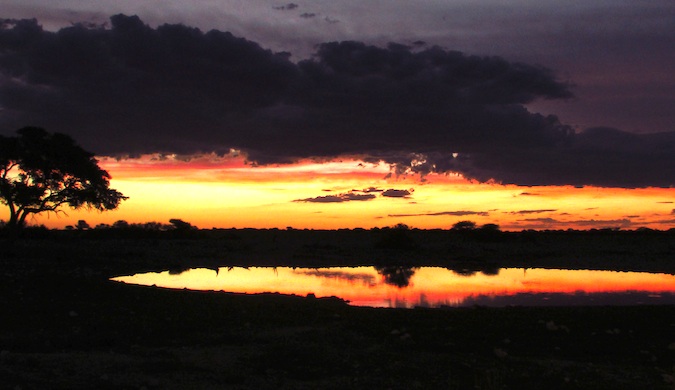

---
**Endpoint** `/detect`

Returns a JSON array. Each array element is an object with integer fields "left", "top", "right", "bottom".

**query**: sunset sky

[{"left": 1, "top": 1, "right": 673, "bottom": 230}]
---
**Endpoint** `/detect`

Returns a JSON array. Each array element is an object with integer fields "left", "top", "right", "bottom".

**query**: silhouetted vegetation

[
  {"left": 1, "top": 219, "right": 674, "bottom": 389},
  {"left": 2, "top": 227, "right": 674, "bottom": 389},
  {"left": 375, "top": 223, "right": 419, "bottom": 251},
  {"left": 374, "top": 265, "right": 416, "bottom": 287},
  {"left": 452, "top": 220, "right": 478, "bottom": 231},
  {"left": 0, "top": 127, "right": 127, "bottom": 231}
]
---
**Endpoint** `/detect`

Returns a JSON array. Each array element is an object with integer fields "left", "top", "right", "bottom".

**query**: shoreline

[{"left": 2, "top": 231, "right": 674, "bottom": 388}]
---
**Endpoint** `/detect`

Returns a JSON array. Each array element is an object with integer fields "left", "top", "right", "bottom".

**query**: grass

[{"left": 1, "top": 231, "right": 674, "bottom": 389}]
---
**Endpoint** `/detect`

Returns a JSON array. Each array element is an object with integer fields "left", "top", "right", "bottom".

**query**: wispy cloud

[
  {"left": 389, "top": 210, "right": 489, "bottom": 218},
  {"left": 273, "top": 3, "right": 299, "bottom": 11},
  {"left": 510, "top": 209, "right": 557, "bottom": 214},
  {"left": 381, "top": 189, "right": 412, "bottom": 198},
  {"left": 295, "top": 187, "right": 412, "bottom": 203},
  {"left": 519, "top": 218, "right": 633, "bottom": 229},
  {"left": 294, "top": 193, "right": 376, "bottom": 203}
]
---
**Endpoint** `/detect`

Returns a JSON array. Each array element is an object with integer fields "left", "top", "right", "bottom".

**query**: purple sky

[{"left": 1, "top": 1, "right": 674, "bottom": 187}]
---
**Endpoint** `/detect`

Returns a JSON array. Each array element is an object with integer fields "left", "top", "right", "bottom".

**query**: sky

[{"left": 1, "top": 1, "right": 674, "bottom": 230}]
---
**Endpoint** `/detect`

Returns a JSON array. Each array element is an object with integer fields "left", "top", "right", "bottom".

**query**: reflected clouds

[
  {"left": 293, "top": 268, "right": 376, "bottom": 286},
  {"left": 113, "top": 266, "right": 675, "bottom": 308}
]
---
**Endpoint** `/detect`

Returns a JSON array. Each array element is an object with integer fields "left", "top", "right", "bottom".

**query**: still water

[{"left": 112, "top": 266, "right": 675, "bottom": 308}]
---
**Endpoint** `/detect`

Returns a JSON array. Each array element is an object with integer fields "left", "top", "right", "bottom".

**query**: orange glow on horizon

[{"left": 6, "top": 155, "right": 674, "bottom": 231}]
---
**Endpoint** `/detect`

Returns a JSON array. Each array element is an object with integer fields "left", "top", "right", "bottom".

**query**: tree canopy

[{"left": 0, "top": 127, "right": 127, "bottom": 229}]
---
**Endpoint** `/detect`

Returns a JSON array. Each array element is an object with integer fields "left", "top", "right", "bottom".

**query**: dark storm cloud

[
  {"left": 456, "top": 127, "right": 675, "bottom": 188},
  {"left": 0, "top": 15, "right": 297, "bottom": 155},
  {"left": 1, "top": 15, "right": 673, "bottom": 188}
]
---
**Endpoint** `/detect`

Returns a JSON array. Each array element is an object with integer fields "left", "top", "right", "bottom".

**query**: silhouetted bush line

[{"left": 2, "top": 221, "right": 673, "bottom": 240}]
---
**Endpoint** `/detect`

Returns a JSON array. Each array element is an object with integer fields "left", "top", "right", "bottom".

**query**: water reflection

[
  {"left": 112, "top": 267, "right": 675, "bottom": 308},
  {"left": 374, "top": 266, "right": 416, "bottom": 287}
]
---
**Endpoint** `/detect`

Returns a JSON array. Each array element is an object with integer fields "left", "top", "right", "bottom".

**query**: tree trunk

[
  {"left": 17, "top": 211, "right": 28, "bottom": 229},
  {"left": 4, "top": 205, "right": 20, "bottom": 239},
  {"left": 7, "top": 207, "right": 19, "bottom": 229}
]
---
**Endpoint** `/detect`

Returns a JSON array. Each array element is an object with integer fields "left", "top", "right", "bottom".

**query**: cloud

[
  {"left": 1, "top": 15, "right": 673, "bottom": 188},
  {"left": 511, "top": 209, "right": 557, "bottom": 214},
  {"left": 294, "top": 187, "right": 412, "bottom": 203},
  {"left": 389, "top": 210, "right": 489, "bottom": 218},
  {"left": 519, "top": 218, "right": 632, "bottom": 229},
  {"left": 381, "top": 189, "right": 413, "bottom": 198},
  {"left": 293, "top": 191, "right": 376, "bottom": 203},
  {"left": 342, "top": 193, "right": 377, "bottom": 201},
  {"left": 273, "top": 3, "right": 299, "bottom": 11},
  {"left": 300, "top": 13, "right": 316, "bottom": 19},
  {"left": 441, "top": 126, "right": 675, "bottom": 188},
  {"left": 567, "top": 219, "right": 633, "bottom": 228},
  {"left": 519, "top": 218, "right": 560, "bottom": 224},
  {"left": 294, "top": 195, "right": 343, "bottom": 203}
]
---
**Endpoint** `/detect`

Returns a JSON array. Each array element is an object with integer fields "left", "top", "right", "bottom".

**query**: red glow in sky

[{"left": 11, "top": 155, "right": 673, "bottom": 231}]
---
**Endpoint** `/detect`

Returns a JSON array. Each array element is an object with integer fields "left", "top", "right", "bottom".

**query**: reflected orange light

[{"left": 112, "top": 267, "right": 675, "bottom": 308}]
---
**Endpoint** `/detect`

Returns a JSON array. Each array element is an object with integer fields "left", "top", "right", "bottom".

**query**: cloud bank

[{"left": 1, "top": 15, "right": 673, "bottom": 188}]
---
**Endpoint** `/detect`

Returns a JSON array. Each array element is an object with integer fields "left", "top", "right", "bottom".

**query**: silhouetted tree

[
  {"left": 112, "top": 220, "right": 130, "bottom": 229},
  {"left": 479, "top": 223, "right": 500, "bottom": 232},
  {"left": 452, "top": 221, "right": 477, "bottom": 231},
  {"left": 75, "top": 220, "right": 90, "bottom": 230},
  {"left": 375, "top": 223, "right": 419, "bottom": 251},
  {"left": 169, "top": 218, "right": 196, "bottom": 231},
  {"left": 0, "top": 127, "right": 127, "bottom": 230}
]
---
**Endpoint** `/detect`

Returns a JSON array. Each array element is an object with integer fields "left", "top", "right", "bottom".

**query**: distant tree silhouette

[
  {"left": 169, "top": 218, "right": 196, "bottom": 231},
  {"left": 0, "top": 127, "right": 127, "bottom": 230},
  {"left": 112, "top": 220, "right": 130, "bottom": 229},
  {"left": 479, "top": 223, "right": 500, "bottom": 232},
  {"left": 452, "top": 221, "right": 477, "bottom": 231},
  {"left": 376, "top": 223, "right": 418, "bottom": 251}
]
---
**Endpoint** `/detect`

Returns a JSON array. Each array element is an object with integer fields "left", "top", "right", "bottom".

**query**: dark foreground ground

[{"left": 1, "top": 230, "right": 674, "bottom": 389}]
